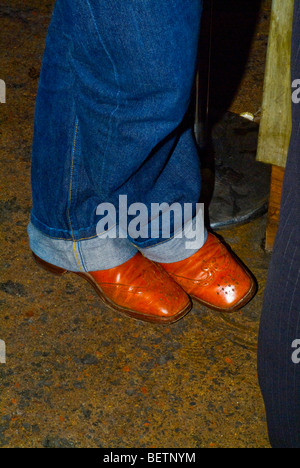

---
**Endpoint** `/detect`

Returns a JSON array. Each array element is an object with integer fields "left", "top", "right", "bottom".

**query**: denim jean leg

[
  {"left": 29, "top": 0, "right": 137, "bottom": 272},
  {"left": 29, "top": 0, "right": 204, "bottom": 270}
]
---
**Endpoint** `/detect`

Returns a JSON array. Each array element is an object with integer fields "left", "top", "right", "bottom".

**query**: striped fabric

[{"left": 258, "top": 1, "right": 300, "bottom": 448}]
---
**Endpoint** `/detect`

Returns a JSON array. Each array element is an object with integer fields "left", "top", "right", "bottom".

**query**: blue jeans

[{"left": 28, "top": 0, "right": 205, "bottom": 272}]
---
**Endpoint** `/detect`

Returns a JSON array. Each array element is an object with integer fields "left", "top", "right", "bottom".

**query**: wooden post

[
  {"left": 265, "top": 166, "right": 285, "bottom": 252},
  {"left": 256, "top": 0, "right": 293, "bottom": 168},
  {"left": 256, "top": 0, "right": 294, "bottom": 251}
]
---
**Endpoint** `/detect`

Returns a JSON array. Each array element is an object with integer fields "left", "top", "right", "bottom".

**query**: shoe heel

[{"left": 32, "top": 252, "right": 67, "bottom": 276}]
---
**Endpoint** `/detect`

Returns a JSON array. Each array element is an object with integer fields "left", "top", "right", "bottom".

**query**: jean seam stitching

[
  {"left": 31, "top": 213, "right": 100, "bottom": 238},
  {"left": 78, "top": 242, "right": 87, "bottom": 272},
  {"left": 30, "top": 217, "right": 100, "bottom": 242},
  {"left": 68, "top": 119, "right": 83, "bottom": 271}
]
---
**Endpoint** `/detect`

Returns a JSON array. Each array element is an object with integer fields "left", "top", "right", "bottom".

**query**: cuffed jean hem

[
  {"left": 28, "top": 214, "right": 207, "bottom": 271},
  {"left": 139, "top": 219, "right": 208, "bottom": 263},
  {"left": 28, "top": 222, "right": 138, "bottom": 272}
]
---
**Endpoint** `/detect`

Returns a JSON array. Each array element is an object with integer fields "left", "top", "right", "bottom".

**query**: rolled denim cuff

[
  {"left": 139, "top": 217, "right": 208, "bottom": 263},
  {"left": 28, "top": 222, "right": 137, "bottom": 272}
]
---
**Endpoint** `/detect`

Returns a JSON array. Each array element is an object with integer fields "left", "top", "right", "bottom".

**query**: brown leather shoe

[
  {"left": 32, "top": 252, "right": 192, "bottom": 324},
  {"left": 159, "top": 233, "right": 257, "bottom": 312}
]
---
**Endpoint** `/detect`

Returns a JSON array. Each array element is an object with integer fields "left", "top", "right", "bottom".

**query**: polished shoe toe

[{"left": 159, "top": 233, "right": 257, "bottom": 312}]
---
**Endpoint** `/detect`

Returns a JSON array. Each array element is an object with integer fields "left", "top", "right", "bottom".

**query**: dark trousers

[{"left": 258, "top": 2, "right": 300, "bottom": 448}]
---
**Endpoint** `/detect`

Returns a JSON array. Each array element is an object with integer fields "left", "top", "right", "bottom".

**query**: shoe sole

[{"left": 32, "top": 253, "right": 192, "bottom": 325}]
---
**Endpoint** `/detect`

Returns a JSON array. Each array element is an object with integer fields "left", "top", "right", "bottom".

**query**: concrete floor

[{"left": 0, "top": 0, "right": 272, "bottom": 448}]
